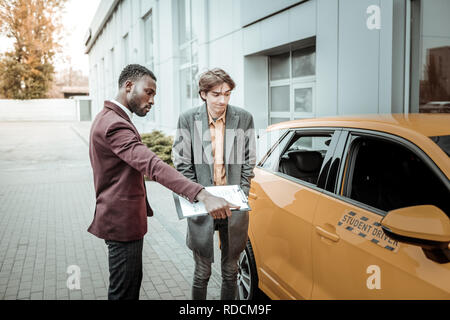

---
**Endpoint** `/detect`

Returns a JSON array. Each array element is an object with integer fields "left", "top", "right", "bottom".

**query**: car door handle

[
  {"left": 249, "top": 192, "right": 258, "bottom": 200},
  {"left": 315, "top": 226, "right": 340, "bottom": 242}
]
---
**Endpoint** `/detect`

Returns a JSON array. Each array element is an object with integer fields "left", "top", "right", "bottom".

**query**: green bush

[{"left": 141, "top": 130, "right": 174, "bottom": 167}]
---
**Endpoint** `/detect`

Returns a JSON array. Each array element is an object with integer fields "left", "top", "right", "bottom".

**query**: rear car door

[
  {"left": 249, "top": 129, "right": 341, "bottom": 299},
  {"left": 311, "top": 130, "right": 450, "bottom": 299}
]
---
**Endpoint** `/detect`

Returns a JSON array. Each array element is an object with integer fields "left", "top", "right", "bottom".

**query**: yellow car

[{"left": 237, "top": 114, "right": 450, "bottom": 300}]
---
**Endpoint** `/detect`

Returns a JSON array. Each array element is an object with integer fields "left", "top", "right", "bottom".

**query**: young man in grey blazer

[{"left": 172, "top": 68, "right": 256, "bottom": 300}]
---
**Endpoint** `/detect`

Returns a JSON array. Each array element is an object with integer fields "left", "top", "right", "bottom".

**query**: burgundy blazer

[{"left": 88, "top": 101, "right": 203, "bottom": 241}]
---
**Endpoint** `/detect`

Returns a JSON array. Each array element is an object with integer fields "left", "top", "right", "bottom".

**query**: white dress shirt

[{"left": 110, "top": 99, "right": 133, "bottom": 120}]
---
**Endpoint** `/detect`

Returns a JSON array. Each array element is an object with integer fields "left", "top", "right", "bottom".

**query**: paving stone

[
  {"left": 155, "top": 283, "right": 169, "bottom": 294},
  {"left": 94, "top": 287, "right": 107, "bottom": 297},
  {"left": 82, "top": 293, "right": 96, "bottom": 300},
  {"left": 5, "top": 286, "right": 19, "bottom": 297},
  {"left": 159, "top": 292, "right": 174, "bottom": 300},
  {"left": 30, "top": 292, "right": 43, "bottom": 300},
  {"left": 169, "top": 287, "right": 184, "bottom": 297}
]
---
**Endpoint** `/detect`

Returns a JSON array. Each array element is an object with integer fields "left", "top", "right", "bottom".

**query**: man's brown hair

[{"left": 198, "top": 68, "right": 235, "bottom": 101}]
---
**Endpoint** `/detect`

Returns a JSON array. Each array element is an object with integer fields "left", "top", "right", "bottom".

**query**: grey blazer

[{"left": 172, "top": 104, "right": 256, "bottom": 260}]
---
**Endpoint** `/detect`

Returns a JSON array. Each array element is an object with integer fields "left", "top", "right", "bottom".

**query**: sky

[
  {"left": 0, "top": 0, "right": 101, "bottom": 76},
  {"left": 57, "top": 0, "right": 102, "bottom": 75}
]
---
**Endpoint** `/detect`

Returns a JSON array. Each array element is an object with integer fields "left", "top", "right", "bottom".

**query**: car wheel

[{"left": 237, "top": 239, "right": 258, "bottom": 300}]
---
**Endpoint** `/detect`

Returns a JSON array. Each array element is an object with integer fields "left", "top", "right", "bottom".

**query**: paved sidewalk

[{"left": 0, "top": 121, "right": 222, "bottom": 300}]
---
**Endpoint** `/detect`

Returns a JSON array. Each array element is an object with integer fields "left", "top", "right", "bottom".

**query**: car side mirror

[{"left": 381, "top": 205, "right": 450, "bottom": 264}]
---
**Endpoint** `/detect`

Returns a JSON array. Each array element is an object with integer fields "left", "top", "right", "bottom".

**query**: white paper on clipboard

[{"left": 173, "top": 185, "right": 250, "bottom": 220}]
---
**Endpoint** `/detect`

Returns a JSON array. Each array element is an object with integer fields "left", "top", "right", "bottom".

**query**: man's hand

[{"left": 195, "top": 189, "right": 240, "bottom": 219}]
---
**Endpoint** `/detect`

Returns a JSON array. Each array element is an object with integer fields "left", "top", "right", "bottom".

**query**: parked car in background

[
  {"left": 237, "top": 114, "right": 450, "bottom": 300},
  {"left": 420, "top": 101, "right": 450, "bottom": 113}
]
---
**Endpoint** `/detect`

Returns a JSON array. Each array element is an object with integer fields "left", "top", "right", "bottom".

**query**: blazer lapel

[
  {"left": 194, "top": 104, "right": 214, "bottom": 180},
  {"left": 104, "top": 100, "right": 141, "bottom": 140},
  {"left": 225, "top": 106, "right": 239, "bottom": 165},
  {"left": 104, "top": 101, "right": 131, "bottom": 122}
]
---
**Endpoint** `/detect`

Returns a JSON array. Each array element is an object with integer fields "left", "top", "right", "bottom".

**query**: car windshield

[{"left": 430, "top": 135, "right": 450, "bottom": 157}]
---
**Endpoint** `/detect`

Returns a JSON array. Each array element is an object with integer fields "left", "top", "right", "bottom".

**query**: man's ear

[
  {"left": 124, "top": 80, "right": 134, "bottom": 93},
  {"left": 200, "top": 91, "right": 207, "bottom": 101}
]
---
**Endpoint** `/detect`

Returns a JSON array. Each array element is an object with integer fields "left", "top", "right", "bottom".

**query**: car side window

[
  {"left": 277, "top": 133, "right": 333, "bottom": 186},
  {"left": 342, "top": 136, "right": 450, "bottom": 217},
  {"left": 259, "top": 131, "right": 293, "bottom": 170}
]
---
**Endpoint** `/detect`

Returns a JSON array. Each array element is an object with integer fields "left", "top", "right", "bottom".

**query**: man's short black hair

[{"left": 118, "top": 64, "right": 157, "bottom": 88}]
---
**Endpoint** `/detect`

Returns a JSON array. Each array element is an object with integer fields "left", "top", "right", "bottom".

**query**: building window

[
  {"left": 94, "top": 64, "right": 101, "bottom": 110},
  {"left": 142, "top": 11, "right": 155, "bottom": 122},
  {"left": 178, "top": 0, "right": 201, "bottom": 112},
  {"left": 269, "top": 45, "right": 316, "bottom": 125},
  {"left": 100, "top": 57, "right": 105, "bottom": 101},
  {"left": 122, "top": 33, "right": 129, "bottom": 68},
  {"left": 143, "top": 11, "right": 154, "bottom": 70},
  {"left": 410, "top": 0, "right": 450, "bottom": 113},
  {"left": 109, "top": 47, "right": 115, "bottom": 97}
]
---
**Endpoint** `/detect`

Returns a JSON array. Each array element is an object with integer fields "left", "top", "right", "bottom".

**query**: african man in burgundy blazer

[{"left": 88, "top": 100, "right": 204, "bottom": 241}]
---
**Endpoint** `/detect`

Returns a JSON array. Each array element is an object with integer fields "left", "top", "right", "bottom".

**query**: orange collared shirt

[{"left": 208, "top": 108, "right": 227, "bottom": 186}]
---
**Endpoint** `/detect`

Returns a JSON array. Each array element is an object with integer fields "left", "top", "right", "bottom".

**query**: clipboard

[{"left": 173, "top": 185, "right": 251, "bottom": 220}]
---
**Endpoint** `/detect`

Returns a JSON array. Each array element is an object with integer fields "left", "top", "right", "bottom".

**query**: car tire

[{"left": 237, "top": 239, "right": 259, "bottom": 300}]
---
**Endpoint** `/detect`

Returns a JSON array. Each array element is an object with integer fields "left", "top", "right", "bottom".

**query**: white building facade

[{"left": 85, "top": 0, "right": 450, "bottom": 135}]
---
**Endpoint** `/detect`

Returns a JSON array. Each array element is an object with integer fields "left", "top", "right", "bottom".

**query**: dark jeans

[
  {"left": 192, "top": 219, "right": 239, "bottom": 300},
  {"left": 105, "top": 238, "right": 144, "bottom": 300}
]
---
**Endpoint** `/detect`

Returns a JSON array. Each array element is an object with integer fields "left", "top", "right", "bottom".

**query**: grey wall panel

[
  {"left": 338, "top": 0, "right": 380, "bottom": 115},
  {"left": 243, "top": 0, "right": 316, "bottom": 56},
  {"left": 242, "top": 23, "right": 262, "bottom": 56},
  {"left": 140, "top": 0, "right": 152, "bottom": 18},
  {"left": 244, "top": 56, "right": 269, "bottom": 130},
  {"left": 391, "top": 0, "right": 406, "bottom": 114},
  {"left": 241, "top": 0, "right": 305, "bottom": 27},
  {"left": 260, "top": 11, "right": 291, "bottom": 51},
  {"left": 378, "top": 0, "right": 394, "bottom": 114},
  {"left": 288, "top": 0, "right": 316, "bottom": 44},
  {"left": 316, "top": 0, "right": 339, "bottom": 117}
]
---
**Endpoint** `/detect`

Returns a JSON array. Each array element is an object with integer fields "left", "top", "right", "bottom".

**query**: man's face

[
  {"left": 126, "top": 75, "right": 157, "bottom": 117},
  {"left": 201, "top": 82, "right": 232, "bottom": 117}
]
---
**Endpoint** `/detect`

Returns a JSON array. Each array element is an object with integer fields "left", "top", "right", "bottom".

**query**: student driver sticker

[{"left": 337, "top": 211, "right": 399, "bottom": 253}]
